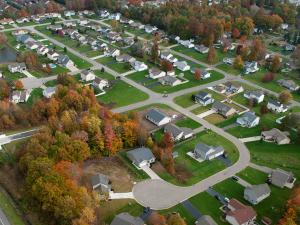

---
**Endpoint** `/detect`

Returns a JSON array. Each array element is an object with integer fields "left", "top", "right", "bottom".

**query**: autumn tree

[
  {"left": 151, "top": 39, "right": 160, "bottom": 64},
  {"left": 279, "top": 90, "right": 293, "bottom": 104},
  {"left": 161, "top": 60, "right": 173, "bottom": 72},
  {"left": 233, "top": 55, "right": 244, "bottom": 70},
  {"left": 14, "top": 80, "right": 24, "bottom": 90},
  {"left": 269, "top": 55, "right": 281, "bottom": 72},
  {"left": 148, "top": 212, "right": 167, "bottom": 225},
  {"left": 0, "top": 33, "right": 7, "bottom": 48},
  {"left": 261, "top": 72, "right": 275, "bottom": 83},
  {"left": 260, "top": 104, "right": 269, "bottom": 115},
  {"left": 207, "top": 47, "right": 216, "bottom": 64},
  {"left": 248, "top": 39, "right": 266, "bottom": 61},
  {"left": 194, "top": 69, "right": 202, "bottom": 80},
  {"left": 167, "top": 213, "right": 187, "bottom": 225},
  {"left": 0, "top": 80, "right": 10, "bottom": 100},
  {"left": 234, "top": 17, "right": 254, "bottom": 36},
  {"left": 232, "top": 28, "right": 240, "bottom": 39}
]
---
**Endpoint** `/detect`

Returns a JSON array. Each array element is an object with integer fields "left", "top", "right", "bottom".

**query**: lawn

[
  {"left": 128, "top": 70, "right": 224, "bottom": 94},
  {"left": 173, "top": 89, "right": 225, "bottom": 108},
  {"left": 191, "top": 106, "right": 211, "bottom": 115},
  {"left": 0, "top": 188, "right": 25, "bottom": 225},
  {"left": 237, "top": 167, "right": 268, "bottom": 185},
  {"left": 189, "top": 192, "right": 226, "bottom": 224},
  {"left": 217, "top": 63, "right": 241, "bottom": 76},
  {"left": 214, "top": 177, "right": 292, "bottom": 224},
  {"left": 175, "top": 118, "right": 201, "bottom": 129},
  {"left": 246, "top": 141, "right": 300, "bottom": 180},
  {"left": 160, "top": 203, "right": 195, "bottom": 225},
  {"left": 204, "top": 113, "right": 226, "bottom": 124},
  {"left": 26, "top": 88, "right": 43, "bottom": 106},
  {"left": 155, "top": 131, "right": 239, "bottom": 186},
  {"left": 97, "top": 57, "right": 131, "bottom": 74}
]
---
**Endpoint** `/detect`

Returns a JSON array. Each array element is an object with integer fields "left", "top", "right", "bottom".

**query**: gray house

[
  {"left": 164, "top": 123, "right": 194, "bottom": 141},
  {"left": 244, "top": 184, "right": 271, "bottom": 205},
  {"left": 194, "top": 91, "right": 214, "bottom": 106},
  {"left": 91, "top": 173, "right": 111, "bottom": 193},
  {"left": 194, "top": 143, "right": 224, "bottom": 161},
  {"left": 212, "top": 101, "right": 236, "bottom": 118},
  {"left": 236, "top": 111, "right": 260, "bottom": 128},
  {"left": 269, "top": 168, "right": 296, "bottom": 189},
  {"left": 195, "top": 215, "right": 218, "bottom": 225},
  {"left": 145, "top": 109, "right": 171, "bottom": 126},
  {"left": 127, "top": 147, "right": 155, "bottom": 169},
  {"left": 57, "top": 54, "right": 74, "bottom": 67},
  {"left": 111, "top": 213, "right": 145, "bottom": 225},
  {"left": 261, "top": 128, "right": 290, "bottom": 145},
  {"left": 277, "top": 79, "right": 299, "bottom": 92},
  {"left": 8, "top": 63, "right": 27, "bottom": 73}
]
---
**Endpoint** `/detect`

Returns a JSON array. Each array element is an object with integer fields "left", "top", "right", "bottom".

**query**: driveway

[
  {"left": 235, "top": 176, "right": 251, "bottom": 187},
  {"left": 206, "top": 187, "right": 227, "bottom": 205},
  {"left": 141, "top": 166, "right": 161, "bottom": 180},
  {"left": 0, "top": 209, "right": 10, "bottom": 225},
  {"left": 196, "top": 109, "right": 215, "bottom": 118},
  {"left": 109, "top": 191, "right": 134, "bottom": 200},
  {"left": 181, "top": 200, "right": 202, "bottom": 219},
  {"left": 239, "top": 136, "right": 261, "bottom": 143}
]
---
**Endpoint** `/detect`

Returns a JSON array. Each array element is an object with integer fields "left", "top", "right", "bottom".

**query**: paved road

[
  {"left": 0, "top": 129, "right": 38, "bottom": 148},
  {"left": 249, "top": 162, "right": 273, "bottom": 174},
  {"left": 0, "top": 209, "right": 10, "bottom": 225}
]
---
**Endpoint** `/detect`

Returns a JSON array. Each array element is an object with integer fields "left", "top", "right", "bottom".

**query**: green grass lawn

[
  {"left": 156, "top": 131, "right": 239, "bottom": 186},
  {"left": 217, "top": 63, "right": 241, "bottom": 76},
  {"left": 128, "top": 70, "right": 224, "bottom": 94},
  {"left": 96, "top": 72, "right": 148, "bottom": 108},
  {"left": 97, "top": 57, "right": 131, "bottom": 74},
  {"left": 26, "top": 88, "right": 43, "bottom": 106},
  {"left": 160, "top": 203, "right": 195, "bottom": 225},
  {"left": 237, "top": 167, "right": 268, "bottom": 185},
  {"left": 214, "top": 176, "right": 292, "bottom": 224},
  {"left": 0, "top": 189, "right": 25, "bottom": 225},
  {"left": 189, "top": 192, "right": 226, "bottom": 224},
  {"left": 246, "top": 141, "right": 300, "bottom": 180},
  {"left": 175, "top": 118, "right": 201, "bottom": 129}
]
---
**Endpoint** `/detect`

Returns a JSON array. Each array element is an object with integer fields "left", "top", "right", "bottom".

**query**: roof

[
  {"left": 212, "top": 101, "right": 234, "bottom": 115},
  {"left": 159, "top": 75, "right": 178, "bottom": 84},
  {"left": 127, "top": 147, "right": 155, "bottom": 165},
  {"left": 245, "top": 184, "right": 271, "bottom": 199},
  {"left": 146, "top": 109, "right": 169, "bottom": 123},
  {"left": 194, "top": 143, "right": 224, "bottom": 158},
  {"left": 270, "top": 168, "right": 294, "bottom": 188},
  {"left": 57, "top": 54, "right": 71, "bottom": 66},
  {"left": 227, "top": 199, "right": 256, "bottom": 225},
  {"left": 244, "top": 90, "right": 264, "bottom": 98},
  {"left": 237, "top": 111, "right": 259, "bottom": 124},
  {"left": 268, "top": 99, "right": 282, "bottom": 107},
  {"left": 261, "top": 128, "right": 290, "bottom": 143},
  {"left": 195, "top": 91, "right": 212, "bottom": 101},
  {"left": 164, "top": 123, "right": 183, "bottom": 138},
  {"left": 43, "top": 86, "right": 56, "bottom": 95},
  {"left": 195, "top": 215, "right": 218, "bottom": 225},
  {"left": 111, "top": 213, "right": 144, "bottom": 225}
]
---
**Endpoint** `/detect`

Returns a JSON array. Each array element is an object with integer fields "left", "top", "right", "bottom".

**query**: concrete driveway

[
  {"left": 197, "top": 109, "right": 215, "bottom": 118},
  {"left": 141, "top": 166, "right": 161, "bottom": 180}
]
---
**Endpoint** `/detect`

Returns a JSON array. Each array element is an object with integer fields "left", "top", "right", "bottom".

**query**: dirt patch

[
  {"left": 174, "top": 163, "right": 193, "bottom": 184},
  {"left": 82, "top": 157, "right": 135, "bottom": 192},
  {"left": 151, "top": 161, "right": 167, "bottom": 174}
]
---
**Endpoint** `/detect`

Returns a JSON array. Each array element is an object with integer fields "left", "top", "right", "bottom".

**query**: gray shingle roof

[
  {"left": 146, "top": 109, "right": 169, "bottom": 124},
  {"left": 245, "top": 184, "right": 270, "bottom": 199},
  {"left": 270, "top": 168, "right": 294, "bottom": 188},
  {"left": 127, "top": 147, "right": 155, "bottom": 165}
]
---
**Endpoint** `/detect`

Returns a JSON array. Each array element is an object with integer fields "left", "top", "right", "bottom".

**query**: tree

[
  {"left": 260, "top": 104, "right": 269, "bottom": 115},
  {"left": 270, "top": 55, "right": 281, "bottom": 72},
  {"left": 248, "top": 39, "right": 266, "bottom": 61},
  {"left": 291, "top": 45, "right": 300, "bottom": 68},
  {"left": 0, "top": 33, "right": 7, "bottom": 48},
  {"left": 64, "top": 47, "right": 67, "bottom": 53},
  {"left": 261, "top": 72, "right": 275, "bottom": 83},
  {"left": 232, "top": 28, "right": 240, "bottom": 39},
  {"left": 207, "top": 47, "right": 216, "bottom": 64},
  {"left": 147, "top": 212, "right": 167, "bottom": 225},
  {"left": 0, "top": 80, "right": 10, "bottom": 100},
  {"left": 194, "top": 69, "right": 201, "bottom": 80},
  {"left": 167, "top": 213, "right": 187, "bottom": 225},
  {"left": 233, "top": 55, "right": 244, "bottom": 70},
  {"left": 279, "top": 90, "right": 293, "bottom": 104},
  {"left": 150, "top": 40, "right": 160, "bottom": 64},
  {"left": 14, "top": 80, "right": 24, "bottom": 90},
  {"left": 234, "top": 17, "right": 254, "bottom": 36},
  {"left": 161, "top": 60, "right": 173, "bottom": 72}
]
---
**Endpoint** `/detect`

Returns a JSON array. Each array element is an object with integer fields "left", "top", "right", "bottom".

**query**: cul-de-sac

[{"left": 0, "top": 0, "right": 300, "bottom": 225}]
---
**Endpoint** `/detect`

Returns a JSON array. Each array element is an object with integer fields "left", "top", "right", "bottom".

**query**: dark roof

[
  {"left": 146, "top": 109, "right": 169, "bottom": 124},
  {"left": 127, "top": 147, "right": 155, "bottom": 165}
]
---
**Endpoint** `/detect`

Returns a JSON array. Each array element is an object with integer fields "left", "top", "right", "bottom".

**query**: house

[
  {"left": 110, "top": 213, "right": 145, "bottom": 225},
  {"left": 224, "top": 82, "right": 244, "bottom": 94},
  {"left": 57, "top": 55, "right": 74, "bottom": 68},
  {"left": 25, "top": 41, "right": 39, "bottom": 50},
  {"left": 285, "top": 44, "right": 295, "bottom": 51},
  {"left": 8, "top": 63, "right": 27, "bottom": 73},
  {"left": 109, "top": 13, "right": 121, "bottom": 21},
  {"left": 127, "top": 147, "right": 156, "bottom": 169},
  {"left": 225, "top": 199, "right": 256, "bottom": 225},
  {"left": 47, "top": 50, "right": 59, "bottom": 61},
  {"left": 15, "top": 34, "right": 32, "bottom": 44},
  {"left": 164, "top": 123, "right": 194, "bottom": 141},
  {"left": 64, "top": 10, "right": 76, "bottom": 17},
  {"left": 81, "top": 70, "right": 95, "bottom": 82},
  {"left": 144, "top": 25, "right": 157, "bottom": 33},
  {"left": 159, "top": 76, "right": 181, "bottom": 86},
  {"left": 174, "top": 61, "right": 190, "bottom": 71},
  {"left": 145, "top": 109, "right": 171, "bottom": 126},
  {"left": 116, "top": 54, "right": 136, "bottom": 63},
  {"left": 223, "top": 57, "right": 234, "bottom": 65},
  {"left": 43, "top": 87, "right": 56, "bottom": 98},
  {"left": 236, "top": 112, "right": 260, "bottom": 128},
  {"left": 160, "top": 52, "right": 178, "bottom": 63},
  {"left": 269, "top": 168, "right": 296, "bottom": 189},
  {"left": 195, "top": 215, "right": 218, "bottom": 225},
  {"left": 180, "top": 40, "right": 194, "bottom": 48},
  {"left": 105, "top": 48, "right": 120, "bottom": 57},
  {"left": 277, "top": 79, "right": 299, "bottom": 92},
  {"left": 243, "top": 90, "right": 264, "bottom": 103},
  {"left": 261, "top": 128, "right": 290, "bottom": 145},
  {"left": 191, "top": 68, "right": 211, "bottom": 79},
  {"left": 281, "top": 23, "right": 289, "bottom": 30},
  {"left": 267, "top": 99, "right": 288, "bottom": 113},
  {"left": 10, "top": 90, "right": 31, "bottom": 103},
  {"left": 149, "top": 68, "right": 166, "bottom": 79},
  {"left": 37, "top": 45, "right": 49, "bottom": 55},
  {"left": 212, "top": 101, "right": 236, "bottom": 118},
  {"left": 193, "top": 143, "right": 224, "bottom": 161},
  {"left": 47, "top": 24, "right": 62, "bottom": 31},
  {"left": 244, "top": 61, "right": 259, "bottom": 74},
  {"left": 91, "top": 173, "right": 111, "bottom": 193},
  {"left": 195, "top": 44, "right": 209, "bottom": 54},
  {"left": 244, "top": 184, "right": 271, "bottom": 205},
  {"left": 92, "top": 77, "right": 109, "bottom": 90},
  {"left": 193, "top": 91, "right": 214, "bottom": 106},
  {"left": 131, "top": 61, "right": 148, "bottom": 71}
]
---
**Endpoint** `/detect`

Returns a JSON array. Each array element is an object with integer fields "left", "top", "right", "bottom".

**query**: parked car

[{"left": 232, "top": 176, "right": 239, "bottom": 181}]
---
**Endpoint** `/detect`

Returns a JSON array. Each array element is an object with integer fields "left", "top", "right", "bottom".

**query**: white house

[
  {"left": 267, "top": 99, "right": 288, "bottom": 113},
  {"left": 81, "top": 70, "right": 95, "bottom": 82},
  {"left": 37, "top": 45, "right": 49, "bottom": 55},
  {"left": 174, "top": 61, "right": 190, "bottom": 71},
  {"left": 145, "top": 109, "right": 171, "bottom": 126},
  {"left": 194, "top": 91, "right": 214, "bottom": 106},
  {"left": 164, "top": 123, "right": 194, "bottom": 141},
  {"left": 160, "top": 52, "right": 178, "bottom": 63},
  {"left": 194, "top": 44, "right": 209, "bottom": 54},
  {"left": 159, "top": 76, "right": 182, "bottom": 87},
  {"left": 127, "top": 147, "right": 156, "bottom": 169},
  {"left": 8, "top": 63, "right": 27, "bottom": 73},
  {"left": 10, "top": 90, "right": 31, "bottom": 103},
  {"left": 92, "top": 77, "right": 109, "bottom": 90},
  {"left": 180, "top": 40, "right": 194, "bottom": 48},
  {"left": 47, "top": 51, "right": 60, "bottom": 61},
  {"left": 243, "top": 90, "right": 264, "bottom": 103},
  {"left": 149, "top": 68, "right": 166, "bottom": 79},
  {"left": 193, "top": 143, "right": 224, "bottom": 161},
  {"left": 236, "top": 112, "right": 260, "bottom": 128},
  {"left": 43, "top": 87, "right": 56, "bottom": 98},
  {"left": 244, "top": 61, "right": 259, "bottom": 74},
  {"left": 131, "top": 61, "right": 148, "bottom": 71}
]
